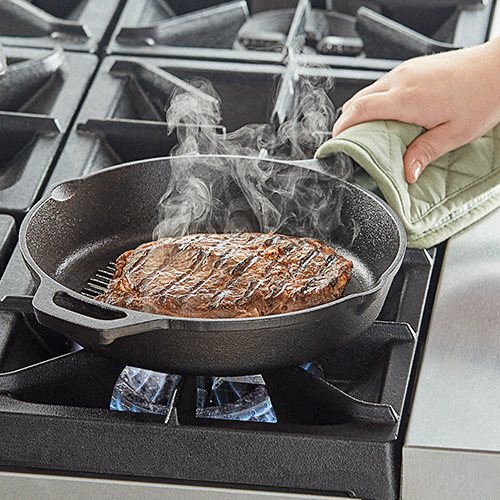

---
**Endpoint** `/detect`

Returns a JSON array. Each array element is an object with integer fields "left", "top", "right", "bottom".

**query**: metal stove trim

[{"left": 0, "top": 471, "right": 354, "bottom": 500}]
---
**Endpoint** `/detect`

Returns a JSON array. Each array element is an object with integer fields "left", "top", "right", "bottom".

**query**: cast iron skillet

[{"left": 17, "top": 155, "right": 406, "bottom": 376}]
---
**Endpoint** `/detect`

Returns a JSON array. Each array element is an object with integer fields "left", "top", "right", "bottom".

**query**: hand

[{"left": 332, "top": 38, "right": 500, "bottom": 183}]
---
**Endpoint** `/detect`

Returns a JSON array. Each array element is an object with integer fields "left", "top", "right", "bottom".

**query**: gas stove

[{"left": 0, "top": 1, "right": 498, "bottom": 499}]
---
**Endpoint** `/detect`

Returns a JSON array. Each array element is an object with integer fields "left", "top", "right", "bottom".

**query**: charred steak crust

[{"left": 95, "top": 233, "right": 353, "bottom": 318}]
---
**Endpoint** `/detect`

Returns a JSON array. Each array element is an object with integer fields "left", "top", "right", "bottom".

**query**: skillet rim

[{"left": 19, "top": 154, "right": 407, "bottom": 328}]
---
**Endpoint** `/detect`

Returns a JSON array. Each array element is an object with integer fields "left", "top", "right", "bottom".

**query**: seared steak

[{"left": 95, "top": 232, "right": 353, "bottom": 318}]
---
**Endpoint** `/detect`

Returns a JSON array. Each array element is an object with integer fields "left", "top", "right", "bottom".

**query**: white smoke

[{"left": 153, "top": 75, "right": 353, "bottom": 244}]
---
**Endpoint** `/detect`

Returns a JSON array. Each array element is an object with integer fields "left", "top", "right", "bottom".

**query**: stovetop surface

[{"left": 0, "top": 1, "right": 495, "bottom": 499}]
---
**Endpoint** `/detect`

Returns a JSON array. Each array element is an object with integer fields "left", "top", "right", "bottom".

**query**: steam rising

[{"left": 153, "top": 75, "right": 354, "bottom": 244}]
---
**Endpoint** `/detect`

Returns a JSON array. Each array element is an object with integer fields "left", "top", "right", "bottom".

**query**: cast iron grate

[
  {"left": 0, "top": 46, "right": 97, "bottom": 222},
  {"left": 0, "top": 0, "right": 123, "bottom": 53}
]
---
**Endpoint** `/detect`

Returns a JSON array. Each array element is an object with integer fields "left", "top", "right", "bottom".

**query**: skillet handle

[
  {"left": 31, "top": 279, "right": 170, "bottom": 346},
  {"left": 282, "top": 155, "right": 355, "bottom": 182},
  {"left": 287, "top": 156, "right": 385, "bottom": 196}
]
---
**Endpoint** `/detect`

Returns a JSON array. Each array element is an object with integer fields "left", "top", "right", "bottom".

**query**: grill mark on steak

[
  {"left": 206, "top": 241, "right": 274, "bottom": 309},
  {"left": 175, "top": 235, "right": 263, "bottom": 305},
  {"left": 299, "top": 249, "right": 319, "bottom": 269},
  {"left": 213, "top": 248, "right": 236, "bottom": 268},
  {"left": 140, "top": 234, "right": 233, "bottom": 296},
  {"left": 230, "top": 255, "right": 259, "bottom": 276},
  {"left": 95, "top": 232, "right": 353, "bottom": 319},
  {"left": 235, "top": 280, "right": 261, "bottom": 304},
  {"left": 265, "top": 278, "right": 287, "bottom": 299}
]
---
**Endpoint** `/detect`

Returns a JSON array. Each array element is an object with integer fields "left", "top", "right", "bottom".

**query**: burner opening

[
  {"left": 158, "top": 68, "right": 281, "bottom": 133},
  {"left": 108, "top": 60, "right": 282, "bottom": 133},
  {"left": 195, "top": 375, "right": 277, "bottom": 422},
  {"left": 0, "top": 70, "right": 60, "bottom": 113},
  {"left": 89, "top": 122, "right": 179, "bottom": 165},
  {"left": 115, "top": 1, "right": 249, "bottom": 50},
  {"left": 384, "top": 5, "right": 457, "bottom": 40},
  {"left": 0, "top": 315, "right": 72, "bottom": 373}
]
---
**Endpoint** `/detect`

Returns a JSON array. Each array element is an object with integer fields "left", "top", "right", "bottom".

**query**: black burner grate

[
  {"left": 0, "top": 0, "right": 123, "bottom": 53},
  {"left": 0, "top": 46, "right": 97, "bottom": 223}
]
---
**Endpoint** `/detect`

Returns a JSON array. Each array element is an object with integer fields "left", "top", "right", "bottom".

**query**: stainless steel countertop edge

[
  {"left": 402, "top": 445, "right": 500, "bottom": 500},
  {"left": 0, "top": 472, "right": 356, "bottom": 500},
  {"left": 402, "top": 205, "right": 500, "bottom": 497}
]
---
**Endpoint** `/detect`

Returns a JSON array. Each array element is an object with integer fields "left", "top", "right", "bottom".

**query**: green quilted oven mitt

[{"left": 315, "top": 120, "right": 500, "bottom": 248}]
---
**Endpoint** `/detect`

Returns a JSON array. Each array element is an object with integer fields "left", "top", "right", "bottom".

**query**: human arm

[{"left": 332, "top": 37, "right": 500, "bottom": 183}]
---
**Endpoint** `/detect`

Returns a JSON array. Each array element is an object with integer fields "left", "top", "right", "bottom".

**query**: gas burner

[
  {"left": 196, "top": 375, "right": 276, "bottom": 422},
  {"left": 110, "top": 367, "right": 182, "bottom": 416},
  {"left": 235, "top": 8, "right": 362, "bottom": 57},
  {"left": 110, "top": 368, "right": 277, "bottom": 423}
]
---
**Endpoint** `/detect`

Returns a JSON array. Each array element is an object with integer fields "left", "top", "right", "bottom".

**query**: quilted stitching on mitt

[{"left": 315, "top": 120, "right": 500, "bottom": 248}]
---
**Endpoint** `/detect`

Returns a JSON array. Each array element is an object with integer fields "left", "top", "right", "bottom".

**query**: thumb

[{"left": 403, "top": 123, "right": 458, "bottom": 183}]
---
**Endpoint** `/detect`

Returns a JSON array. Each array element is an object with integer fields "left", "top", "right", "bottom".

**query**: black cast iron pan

[{"left": 14, "top": 154, "right": 406, "bottom": 376}]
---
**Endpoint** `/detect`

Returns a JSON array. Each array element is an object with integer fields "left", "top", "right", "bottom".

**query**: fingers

[
  {"left": 340, "top": 81, "right": 386, "bottom": 111},
  {"left": 332, "top": 91, "right": 397, "bottom": 137},
  {"left": 334, "top": 98, "right": 463, "bottom": 184},
  {"left": 403, "top": 122, "right": 457, "bottom": 183}
]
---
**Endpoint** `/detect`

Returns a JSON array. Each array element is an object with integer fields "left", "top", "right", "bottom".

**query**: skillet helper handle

[{"left": 31, "top": 279, "right": 169, "bottom": 346}]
